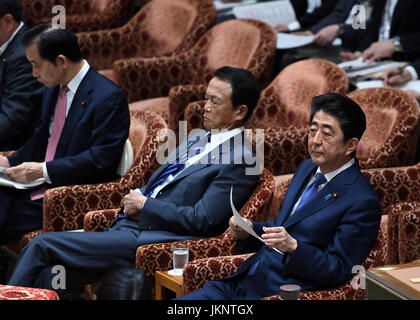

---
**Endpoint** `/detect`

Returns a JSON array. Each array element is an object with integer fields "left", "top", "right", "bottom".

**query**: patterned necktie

[
  {"left": 294, "top": 172, "right": 327, "bottom": 213},
  {"left": 144, "top": 132, "right": 211, "bottom": 197},
  {"left": 30, "top": 86, "right": 69, "bottom": 200}
]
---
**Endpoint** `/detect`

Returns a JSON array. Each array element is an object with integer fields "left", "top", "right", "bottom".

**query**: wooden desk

[
  {"left": 155, "top": 271, "right": 183, "bottom": 300},
  {"left": 366, "top": 262, "right": 420, "bottom": 300}
]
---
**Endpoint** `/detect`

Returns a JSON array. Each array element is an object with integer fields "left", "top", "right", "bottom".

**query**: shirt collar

[
  {"left": 64, "top": 59, "right": 90, "bottom": 95},
  {"left": 0, "top": 22, "right": 24, "bottom": 56},
  {"left": 316, "top": 158, "right": 355, "bottom": 183}
]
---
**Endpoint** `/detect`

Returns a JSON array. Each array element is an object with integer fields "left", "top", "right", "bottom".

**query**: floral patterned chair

[
  {"left": 170, "top": 58, "right": 348, "bottom": 134},
  {"left": 182, "top": 223, "right": 387, "bottom": 300},
  {"left": 0, "top": 285, "right": 58, "bottom": 300},
  {"left": 179, "top": 162, "right": 420, "bottom": 299},
  {"left": 20, "top": 0, "right": 140, "bottom": 32},
  {"left": 118, "top": 19, "right": 277, "bottom": 120},
  {"left": 184, "top": 87, "right": 419, "bottom": 171},
  {"left": 4, "top": 110, "right": 167, "bottom": 254},
  {"left": 347, "top": 87, "right": 419, "bottom": 169},
  {"left": 76, "top": 0, "right": 216, "bottom": 77},
  {"left": 82, "top": 169, "right": 275, "bottom": 291}
]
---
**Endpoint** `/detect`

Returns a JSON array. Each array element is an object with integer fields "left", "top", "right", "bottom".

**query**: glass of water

[{"left": 169, "top": 243, "right": 189, "bottom": 276}]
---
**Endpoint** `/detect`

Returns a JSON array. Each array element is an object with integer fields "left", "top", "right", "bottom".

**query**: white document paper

[
  {"left": 233, "top": 0, "right": 296, "bottom": 27},
  {"left": 338, "top": 56, "right": 380, "bottom": 72},
  {"left": 346, "top": 61, "right": 408, "bottom": 79},
  {"left": 0, "top": 166, "right": 7, "bottom": 173},
  {"left": 214, "top": 0, "right": 256, "bottom": 12},
  {"left": 276, "top": 32, "right": 314, "bottom": 49},
  {"left": 230, "top": 186, "right": 284, "bottom": 255},
  {"left": 0, "top": 171, "right": 45, "bottom": 189},
  {"left": 356, "top": 80, "right": 420, "bottom": 92}
]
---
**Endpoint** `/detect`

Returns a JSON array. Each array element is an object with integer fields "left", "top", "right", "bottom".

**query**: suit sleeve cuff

[
  {"left": 406, "top": 66, "right": 418, "bottom": 80},
  {"left": 43, "top": 162, "right": 52, "bottom": 184}
]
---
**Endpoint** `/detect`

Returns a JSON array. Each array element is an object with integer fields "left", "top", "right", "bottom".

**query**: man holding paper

[
  {"left": 0, "top": 23, "right": 130, "bottom": 244},
  {"left": 178, "top": 93, "right": 381, "bottom": 300}
]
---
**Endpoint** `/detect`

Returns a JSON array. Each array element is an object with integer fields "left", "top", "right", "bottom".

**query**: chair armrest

[
  {"left": 114, "top": 54, "right": 197, "bottom": 103},
  {"left": 182, "top": 254, "right": 254, "bottom": 294},
  {"left": 83, "top": 209, "right": 121, "bottom": 232},
  {"left": 42, "top": 180, "right": 132, "bottom": 232},
  {"left": 136, "top": 232, "right": 237, "bottom": 280},
  {"left": 167, "top": 84, "right": 207, "bottom": 133}
]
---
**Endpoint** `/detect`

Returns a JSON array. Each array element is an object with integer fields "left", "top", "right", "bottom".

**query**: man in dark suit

[
  {"left": 0, "top": 23, "right": 130, "bottom": 244},
  {"left": 8, "top": 66, "right": 260, "bottom": 298},
  {"left": 0, "top": 0, "right": 43, "bottom": 151},
  {"left": 178, "top": 93, "right": 382, "bottom": 299},
  {"left": 341, "top": 0, "right": 420, "bottom": 62}
]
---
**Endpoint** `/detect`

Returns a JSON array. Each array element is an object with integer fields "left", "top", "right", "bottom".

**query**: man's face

[
  {"left": 25, "top": 43, "right": 64, "bottom": 87},
  {"left": 203, "top": 77, "right": 246, "bottom": 131},
  {"left": 308, "top": 110, "right": 356, "bottom": 173}
]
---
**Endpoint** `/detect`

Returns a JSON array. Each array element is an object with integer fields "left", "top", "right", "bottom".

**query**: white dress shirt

[{"left": 148, "top": 127, "right": 244, "bottom": 198}]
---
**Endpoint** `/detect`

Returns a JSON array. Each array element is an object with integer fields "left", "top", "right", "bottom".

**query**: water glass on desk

[{"left": 169, "top": 243, "right": 189, "bottom": 276}]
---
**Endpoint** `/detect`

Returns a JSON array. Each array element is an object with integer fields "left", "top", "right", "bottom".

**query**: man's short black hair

[
  {"left": 21, "top": 23, "right": 83, "bottom": 64},
  {"left": 214, "top": 66, "right": 261, "bottom": 123},
  {"left": 0, "top": 0, "right": 22, "bottom": 22},
  {"left": 310, "top": 93, "right": 366, "bottom": 157}
]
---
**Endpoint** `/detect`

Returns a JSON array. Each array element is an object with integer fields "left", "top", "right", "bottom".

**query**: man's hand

[
  {"left": 292, "top": 30, "right": 313, "bottom": 36},
  {"left": 261, "top": 226, "right": 298, "bottom": 254},
  {"left": 228, "top": 216, "right": 251, "bottom": 240},
  {"left": 362, "top": 40, "right": 395, "bottom": 62},
  {"left": 274, "top": 24, "right": 289, "bottom": 32},
  {"left": 314, "top": 24, "right": 339, "bottom": 47},
  {"left": 3, "top": 162, "right": 43, "bottom": 183},
  {"left": 405, "top": 89, "right": 420, "bottom": 101},
  {"left": 383, "top": 68, "right": 413, "bottom": 86},
  {"left": 123, "top": 189, "right": 147, "bottom": 221},
  {"left": 0, "top": 156, "right": 10, "bottom": 168},
  {"left": 340, "top": 51, "right": 362, "bottom": 61}
]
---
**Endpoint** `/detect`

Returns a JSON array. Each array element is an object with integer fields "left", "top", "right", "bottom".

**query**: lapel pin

[
  {"left": 324, "top": 194, "right": 332, "bottom": 201},
  {"left": 2, "top": 58, "right": 6, "bottom": 63},
  {"left": 81, "top": 100, "right": 86, "bottom": 106},
  {"left": 333, "top": 192, "right": 339, "bottom": 198}
]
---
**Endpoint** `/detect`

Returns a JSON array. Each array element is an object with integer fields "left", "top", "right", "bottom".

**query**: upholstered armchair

[
  {"left": 4, "top": 110, "right": 167, "bottom": 254},
  {"left": 0, "top": 285, "right": 59, "bottom": 300},
  {"left": 169, "top": 58, "right": 347, "bottom": 134},
  {"left": 182, "top": 222, "right": 387, "bottom": 300},
  {"left": 184, "top": 87, "right": 420, "bottom": 171},
  {"left": 20, "top": 0, "right": 140, "bottom": 31},
  {"left": 117, "top": 18, "right": 276, "bottom": 112},
  {"left": 347, "top": 87, "right": 419, "bottom": 169},
  {"left": 76, "top": 0, "right": 215, "bottom": 74},
  {"left": 247, "top": 58, "right": 348, "bottom": 129}
]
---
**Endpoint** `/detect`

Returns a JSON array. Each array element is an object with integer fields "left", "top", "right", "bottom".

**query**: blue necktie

[
  {"left": 294, "top": 172, "right": 327, "bottom": 213},
  {"left": 144, "top": 132, "right": 211, "bottom": 197}
]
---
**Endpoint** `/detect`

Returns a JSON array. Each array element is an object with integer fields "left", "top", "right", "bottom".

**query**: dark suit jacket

[
  {"left": 7, "top": 67, "right": 130, "bottom": 188},
  {"left": 309, "top": 0, "right": 355, "bottom": 33},
  {"left": 412, "top": 59, "right": 420, "bottom": 76},
  {"left": 356, "top": 0, "right": 420, "bottom": 60},
  {"left": 0, "top": 24, "right": 43, "bottom": 151},
  {"left": 232, "top": 158, "right": 381, "bottom": 299},
  {"left": 112, "top": 131, "right": 259, "bottom": 246}
]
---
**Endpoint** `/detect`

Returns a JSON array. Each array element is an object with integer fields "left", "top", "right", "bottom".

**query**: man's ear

[
  {"left": 235, "top": 104, "right": 248, "bottom": 122},
  {"left": 55, "top": 55, "right": 67, "bottom": 68},
  {"left": 345, "top": 137, "right": 359, "bottom": 156}
]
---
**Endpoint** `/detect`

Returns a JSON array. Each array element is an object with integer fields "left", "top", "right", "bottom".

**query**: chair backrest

[
  {"left": 116, "top": 139, "right": 134, "bottom": 177},
  {"left": 188, "top": 19, "right": 277, "bottom": 86},
  {"left": 122, "top": 0, "right": 215, "bottom": 59},
  {"left": 247, "top": 59, "right": 348, "bottom": 129},
  {"left": 121, "top": 110, "right": 168, "bottom": 189},
  {"left": 348, "top": 87, "right": 420, "bottom": 169}
]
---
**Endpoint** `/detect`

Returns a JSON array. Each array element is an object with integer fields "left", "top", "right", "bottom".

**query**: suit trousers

[
  {"left": 0, "top": 187, "right": 43, "bottom": 244},
  {"left": 8, "top": 227, "right": 141, "bottom": 290}
]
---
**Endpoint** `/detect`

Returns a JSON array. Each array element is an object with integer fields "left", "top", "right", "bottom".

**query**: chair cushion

[{"left": 0, "top": 285, "right": 59, "bottom": 300}]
